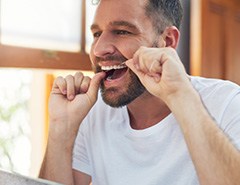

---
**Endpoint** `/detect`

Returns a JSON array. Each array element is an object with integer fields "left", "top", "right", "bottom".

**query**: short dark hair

[
  {"left": 91, "top": 0, "right": 183, "bottom": 34},
  {"left": 145, "top": 0, "right": 183, "bottom": 34}
]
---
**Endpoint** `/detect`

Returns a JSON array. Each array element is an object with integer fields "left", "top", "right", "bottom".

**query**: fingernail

[
  {"left": 154, "top": 76, "right": 161, "bottom": 82},
  {"left": 69, "top": 95, "right": 74, "bottom": 100}
]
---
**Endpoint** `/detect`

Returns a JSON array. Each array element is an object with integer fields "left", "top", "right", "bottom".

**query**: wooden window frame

[{"left": 0, "top": 0, "right": 92, "bottom": 70}]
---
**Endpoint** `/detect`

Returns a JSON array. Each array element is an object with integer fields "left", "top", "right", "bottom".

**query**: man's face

[{"left": 90, "top": 0, "right": 158, "bottom": 107}]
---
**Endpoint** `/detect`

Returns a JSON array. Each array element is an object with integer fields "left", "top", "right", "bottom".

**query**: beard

[
  {"left": 100, "top": 70, "right": 146, "bottom": 108},
  {"left": 93, "top": 56, "right": 146, "bottom": 108},
  {"left": 92, "top": 39, "right": 161, "bottom": 108}
]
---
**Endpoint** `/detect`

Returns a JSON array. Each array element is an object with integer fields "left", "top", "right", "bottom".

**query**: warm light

[{"left": 1, "top": 0, "right": 82, "bottom": 52}]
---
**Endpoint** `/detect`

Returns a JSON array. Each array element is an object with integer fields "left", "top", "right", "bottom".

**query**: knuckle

[
  {"left": 81, "top": 77, "right": 91, "bottom": 87},
  {"left": 139, "top": 46, "right": 146, "bottom": 51},
  {"left": 75, "top": 72, "right": 84, "bottom": 78},
  {"left": 75, "top": 73, "right": 84, "bottom": 84},
  {"left": 138, "top": 46, "right": 145, "bottom": 55},
  {"left": 83, "top": 76, "right": 91, "bottom": 82},
  {"left": 55, "top": 76, "right": 66, "bottom": 86},
  {"left": 168, "top": 47, "right": 175, "bottom": 53},
  {"left": 65, "top": 75, "right": 74, "bottom": 80},
  {"left": 55, "top": 76, "right": 64, "bottom": 83}
]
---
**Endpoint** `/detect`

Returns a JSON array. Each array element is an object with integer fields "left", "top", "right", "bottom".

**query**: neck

[{"left": 127, "top": 91, "right": 171, "bottom": 130}]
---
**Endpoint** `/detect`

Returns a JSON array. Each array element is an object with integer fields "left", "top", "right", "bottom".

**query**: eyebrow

[{"left": 91, "top": 20, "right": 139, "bottom": 32}]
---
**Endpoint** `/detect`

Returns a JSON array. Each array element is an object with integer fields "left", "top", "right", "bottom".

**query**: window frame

[{"left": 0, "top": 0, "right": 92, "bottom": 71}]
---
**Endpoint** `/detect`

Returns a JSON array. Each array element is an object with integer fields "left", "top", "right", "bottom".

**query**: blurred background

[{"left": 0, "top": 0, "right": 239, "bottom": 178}]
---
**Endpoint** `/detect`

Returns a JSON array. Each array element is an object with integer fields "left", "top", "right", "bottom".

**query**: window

[
  {"left": 0, "top": 69, "right": 32, "bottom": 175},
  {"left": 0, "top": 0, "right": 97, "bottom": 177},
  {"left": 0, "top": 0, "right": 97, "bottom": 70},
  {"left": 1, "top": 0, "right": 82, "bottom": 52}
]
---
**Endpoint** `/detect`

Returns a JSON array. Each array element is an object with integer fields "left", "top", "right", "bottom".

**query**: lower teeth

[{"left": 106, "top": 75, "right": 113, "bottom": 80}]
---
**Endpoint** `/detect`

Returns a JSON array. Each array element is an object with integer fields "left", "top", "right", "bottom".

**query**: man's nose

[{"left": 93, "top": 32, "right": 115, "bottom": 57}]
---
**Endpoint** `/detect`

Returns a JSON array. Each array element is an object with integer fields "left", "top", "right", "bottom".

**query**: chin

[
  {"left": 100, "top": 69, "right": 146, "bottom": 108},
  {"left": 100, "top": 86, "right": 146, "bottom": 108},
  {"left": 100, "top": 87, "right": 127, "bottom": 108}
]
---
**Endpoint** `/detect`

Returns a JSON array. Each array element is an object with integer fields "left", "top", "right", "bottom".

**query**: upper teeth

[{"left": 101, "top": 64, "right": 126, "bottom": 71}]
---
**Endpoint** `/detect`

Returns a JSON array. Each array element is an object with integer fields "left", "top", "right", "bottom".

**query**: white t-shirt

[{"left": 72, "top": 76, "right": 240, "bottom": 185}]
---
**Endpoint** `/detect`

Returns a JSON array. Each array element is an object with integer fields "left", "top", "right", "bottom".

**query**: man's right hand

[{"left": 48, "top": 71, "right": 105, "bottom": 149}]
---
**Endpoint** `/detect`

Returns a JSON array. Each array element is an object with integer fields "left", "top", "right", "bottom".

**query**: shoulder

[
  {"left": 190, "top": 76, "right": 240, "bottom": 124},
  {"left": 190, "top": 76, "right": 240, "bottom": 98}
]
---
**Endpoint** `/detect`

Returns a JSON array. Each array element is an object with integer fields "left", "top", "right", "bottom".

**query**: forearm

[
  {"left": 39, "top": 139, "right": 74, "bottom": 185},
  {"left": 167, "top": 88, "right": 240, "bottom": 185}
]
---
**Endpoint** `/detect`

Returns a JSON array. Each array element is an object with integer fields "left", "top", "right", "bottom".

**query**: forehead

[{"left": 92, "top": 0, "right": 150, "bottom": 29}]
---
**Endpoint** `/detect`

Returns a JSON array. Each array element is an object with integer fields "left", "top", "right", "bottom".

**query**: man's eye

[
  {"left": 93, "top": 32, "right": 101, "bottom": 38},
  {"left": 114, "top": 30, "right": 131, "bottom": 35}
]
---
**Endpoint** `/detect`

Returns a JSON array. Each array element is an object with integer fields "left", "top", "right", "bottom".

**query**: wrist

[
  {"left": 165, "top": 85, "right": 199, "bottom": 108},
  {"left": 48, "top": 119, "right": 77, "bottom": 150}
]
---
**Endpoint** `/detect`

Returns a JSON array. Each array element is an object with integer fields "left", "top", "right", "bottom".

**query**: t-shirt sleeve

[
  {"left": 221, "top": 91, "right": 240, "bottom": 150},
  {"left": 72, "top": 118, "right": 92, "bottom": 176}
]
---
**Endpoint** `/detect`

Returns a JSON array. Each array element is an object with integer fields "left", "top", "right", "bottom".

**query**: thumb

[{"left": 87, "top": 72, "right": 106, "bottom": 99}]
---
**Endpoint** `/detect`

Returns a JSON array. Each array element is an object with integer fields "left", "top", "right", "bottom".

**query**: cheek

[
  {"left": 117, "top": 37, "right": 153, "bottom": 59},
  {"left": 117, "top": 42, "right": 141, "bottom": 60}
]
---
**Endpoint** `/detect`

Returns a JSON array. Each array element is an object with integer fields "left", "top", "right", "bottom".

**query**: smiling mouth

[{"left": 101, "top": 63, "right": 128, "bottom": 80}]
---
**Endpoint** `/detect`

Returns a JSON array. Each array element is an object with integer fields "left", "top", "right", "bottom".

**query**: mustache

[{"left": 95, "top": 55, "right": 127, "bottom": 63}]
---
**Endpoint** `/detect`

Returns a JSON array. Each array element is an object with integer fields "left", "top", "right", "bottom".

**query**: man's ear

[{"left": 159, "top": 26, "right": 180, "bottom": 49}]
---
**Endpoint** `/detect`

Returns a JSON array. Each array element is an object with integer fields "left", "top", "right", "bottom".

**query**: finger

[
  {"left": 125, "top": 59, "right": 145, "bottom": 80},
  {"left": 65, "top": 75, "right": 75, "bottom": 100},
  {"left": 132, "top": 46, "right": 144, "bottom": 70},
  {"left": 133, "top": 46, "right": 153, "bottom": 73},
  {"left": 158, "top": 35, "right": 166, "bottom": 48},
  {"left": 147, "top": 73, "right": 161, "bottom": 83},
  {"left": 74, "top": 72, "right": 84, "bottom": 94},
  {"left": 132, "top": 46, "right": 145, "bottom": 70},
  {"left": 52, "top": 76, "right": 67, "bottom": 95},
  {"left": 87, "top": 72, "right": 106, "bottom": 100},
  {"left": 80, "top": 76, "right": 91, "bottom": 93},
  {"left": 127, "top": 58, "right": 161, "bottom": 84},
  {"left": 149, "top": 59, "right": 162, "bottom": 74}
]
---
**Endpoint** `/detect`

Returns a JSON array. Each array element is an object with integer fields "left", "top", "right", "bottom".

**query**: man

[{"left": 39, "top": 0, "right": 240, "bottom": 184}]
